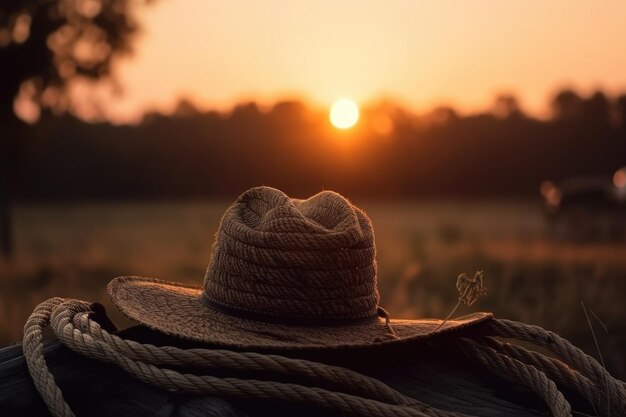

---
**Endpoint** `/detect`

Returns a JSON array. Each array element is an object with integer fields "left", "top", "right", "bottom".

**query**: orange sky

[{"left": 82, "top": 0, "right": 626, "bottom": 123}]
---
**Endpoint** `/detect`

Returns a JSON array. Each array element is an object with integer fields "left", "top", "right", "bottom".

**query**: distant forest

[{"left": 13, "top": 89, "right": 626, "bottom": 200}]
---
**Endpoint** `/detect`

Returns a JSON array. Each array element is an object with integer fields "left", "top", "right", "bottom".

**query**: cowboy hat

[{"left": 108, "top": 186, "right": 491, "bottom": 349}]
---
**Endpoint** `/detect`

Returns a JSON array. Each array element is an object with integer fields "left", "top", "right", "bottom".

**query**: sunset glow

[
  {"left": 330, "top": 99, "right": 359, "bottom": 129},
  {"left": 75, "top": 0, "right": 626, "bottom": 123}
]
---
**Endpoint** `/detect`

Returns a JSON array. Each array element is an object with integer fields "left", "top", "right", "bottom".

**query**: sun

[{"left": 330, "top": 98, "right": 359, "bottom": 129}]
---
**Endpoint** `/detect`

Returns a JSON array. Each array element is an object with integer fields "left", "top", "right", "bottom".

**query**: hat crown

[{"left": 203, "top": 186, "right": 379, "bottom": 321}]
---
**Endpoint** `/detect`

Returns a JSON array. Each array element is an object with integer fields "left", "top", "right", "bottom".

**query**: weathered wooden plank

[{"left": 0, "top": 326, "right": 592, "bottom": 416}]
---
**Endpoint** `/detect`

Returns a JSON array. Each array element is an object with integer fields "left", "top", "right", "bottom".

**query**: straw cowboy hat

[{"left": 108, "top": 186, "right": 491, "bottom": 349}]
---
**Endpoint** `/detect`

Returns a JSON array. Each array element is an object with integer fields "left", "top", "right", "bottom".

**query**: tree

[
  {"left": 492, "top": 94, "right": 523, "bottom": 119},
  {"left": 581, "top": 91, "right": 610, "bottom": 127},
  {"left": 173, "top": 98, "right": 201, "bottom": 119},
  {"left": 552, "top": 89, "right": 583, "bottom": 121},
  {"left": 0, "top": 0, "right": 149, "bottom": 259}
]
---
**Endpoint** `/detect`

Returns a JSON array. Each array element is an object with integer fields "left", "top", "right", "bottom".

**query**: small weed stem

[{"left": 581, "top": 301, "right": 609, "bottom": 417}]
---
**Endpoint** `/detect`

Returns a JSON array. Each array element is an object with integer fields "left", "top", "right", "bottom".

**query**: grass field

[{"left": 1, "top": 199, "right": 624, "bottom": 378}]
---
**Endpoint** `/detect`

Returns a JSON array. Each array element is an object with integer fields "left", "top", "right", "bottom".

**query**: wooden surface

[{"left": 0, "top": 325, "right": 591, "bottom": 417}]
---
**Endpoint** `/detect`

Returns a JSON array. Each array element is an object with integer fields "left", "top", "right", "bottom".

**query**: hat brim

[{"left": 108, "top": 276, "right": 492, "bottom": 350}]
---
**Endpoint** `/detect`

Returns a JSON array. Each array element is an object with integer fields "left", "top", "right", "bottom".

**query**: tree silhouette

[
  {"left": 8, "top": 87, "right": 626, "bottom": 204},
  {"left": 493, "top": 94, "right": 523, "bottom": 119},
  {"left": 552, "top": 89, "right": 583, "bottom": 121},
  {"left": 0, "top": 0, "right": 149, "bottom": 258},
  {"left": 581, "top": 91, "right": 610, "bottom": 127}
]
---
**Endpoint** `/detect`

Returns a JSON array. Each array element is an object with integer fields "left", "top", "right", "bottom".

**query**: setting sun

[{"left": 330, "top": 99, "right": 359, "bottom": 129}]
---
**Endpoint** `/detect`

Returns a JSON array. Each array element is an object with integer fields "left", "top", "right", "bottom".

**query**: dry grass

[{"left": 1, "top": 199, "right": 624, "bottom": 378}]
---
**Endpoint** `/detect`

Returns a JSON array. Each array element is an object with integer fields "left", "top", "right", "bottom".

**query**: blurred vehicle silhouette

[{"left": 541, "top": 168, "right": 626, "bottom": 241}]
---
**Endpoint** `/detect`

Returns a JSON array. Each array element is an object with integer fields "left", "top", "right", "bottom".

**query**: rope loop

[{"left": 481, "top": 319, "right": 626, "bottom": 414}]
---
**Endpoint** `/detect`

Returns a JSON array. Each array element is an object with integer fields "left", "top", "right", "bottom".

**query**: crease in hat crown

[{"left": 203, "top": 186, "right": 380, "bottom": 321}]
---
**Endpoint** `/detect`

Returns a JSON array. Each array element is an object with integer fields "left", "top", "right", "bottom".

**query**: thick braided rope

[
  {"left": 22, "top": 298, "right": 86, "bottom": 417},
  {"left": 203, "top": 187, "right": 380, "bottom": 319},
  {"left": 55, "top": 305, "right": 419, "bottom": 408},
  {"left": 479, "top": 337, "right": 613, "bottom": 416},
  {"left": 25, "top": 298, "right": 622, "bottom": 417},
  {"left": 59, "top": 342, "right": 432, "bottom": 417},
  {"left": 25, "top": 298, "right": 467, "bottom": 417},
  {"left": 56, "top": 305, "right": 460, "bottom": 417},
  {"left": 459, "top": 338, "right": 572, "bottom": 417},
  {"left": 482, "top": 319, "right": 626, "bottom": 410}
]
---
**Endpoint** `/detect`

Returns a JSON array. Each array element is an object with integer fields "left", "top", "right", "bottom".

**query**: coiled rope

[{"left": 23, "top": 298, "right": 626, "bottom": 417}]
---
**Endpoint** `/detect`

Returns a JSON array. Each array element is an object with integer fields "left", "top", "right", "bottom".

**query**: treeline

[{"left": 14, "top": 89, "right": 626, "bottom": 200}]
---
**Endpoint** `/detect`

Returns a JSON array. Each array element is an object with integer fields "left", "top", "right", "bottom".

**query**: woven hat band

[
  {"left": 203, "top": 187, "right": 380, "bottom": 320},
  {"left": 202, "top": 295, "right": 381, "bottom": 327}
]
